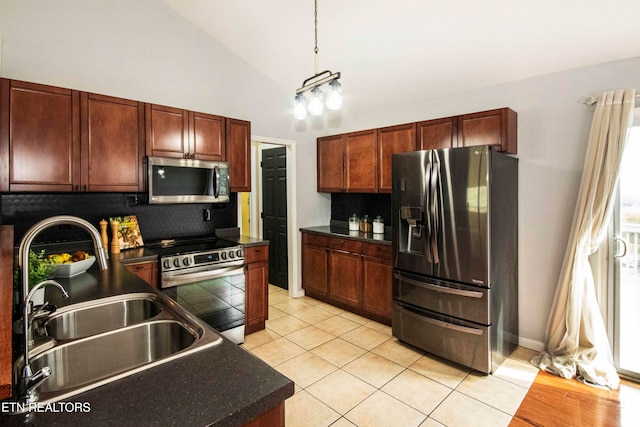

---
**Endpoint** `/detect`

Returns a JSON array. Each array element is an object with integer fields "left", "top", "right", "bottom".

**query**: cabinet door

[
  {"left": 377, "top": 123, "right": 416, "bottom": 193},
  {"left": 317, "top": 134, "right": 345, "bottom": 192},
  {"left": 301, "top": 243, "right": 329, "bottom": 298},
  {"left": 345, "top": 129, "right": 378, "bottom": 193},
  {"left": 417, "top": 117, "right": 456, "bottom": 150},
  {"left": 190, "top": 111, "right": 225, "bottom": 161},
  {"left": 245, "top": 261, "right": 268, "bottom": 334},
  {"left": 329, "top": 249, "right": 362, "bottom": 309},
  {"left": 145, "top": 104, "right": 189, "bottom": 158},
  {"left": 124, "top": 261, "right": 158, "bottom": 288},
  {"left": 362, "top": 255, "right": 393, "bottom": 322},
  {"left": 458, "top": 108, "right": 517, "bottom": 153},
  {"left": 226, "top": 118, "right": 251, "bottom": 192},
  {"left": 1, "top": 79, "right": 80, "bottom": 192},
  {"left": 81, "top": 93, "right": 145, "bottom": 192}
]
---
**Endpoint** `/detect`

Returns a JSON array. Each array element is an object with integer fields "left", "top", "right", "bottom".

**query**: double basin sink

[{"left": 13, "top": 292, "right": 223, "bottom": 411}]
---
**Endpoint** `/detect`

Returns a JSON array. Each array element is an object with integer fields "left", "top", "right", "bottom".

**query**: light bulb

[
  {"left": 308, "top": 87, "right": 324, "bottom": 116},
  {"left": 294, "top": 94, "right": 307, "bottom": 120},
  {"left": 326, "top": 79, "right": 342, "bottom": 110}
]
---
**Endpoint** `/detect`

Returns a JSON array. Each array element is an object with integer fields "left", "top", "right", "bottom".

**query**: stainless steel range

[{"left": 149, "top": 237, "right": 246, "bottom": 344}]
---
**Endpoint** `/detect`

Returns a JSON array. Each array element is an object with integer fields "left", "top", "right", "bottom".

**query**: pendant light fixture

[{"left": 294, "top": 0, "right": 342, "bottom": 119}]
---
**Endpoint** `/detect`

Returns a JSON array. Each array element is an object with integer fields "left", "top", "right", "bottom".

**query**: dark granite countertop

[
  {"left": 220, "top": 235, "right": 269, "bottom": 248},
  {"left": 300, "top": 221, "right": 392, "bottom": 246},
  {"left": 1, "top": 259, "right": 293, "bottom": 426},
  {"left": 112, "top": 247, "right": 159, "bottom": 265}
]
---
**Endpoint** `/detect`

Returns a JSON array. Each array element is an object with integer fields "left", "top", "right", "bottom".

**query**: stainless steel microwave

[{"left": 147, "top": 156, "right": 230, "bottom": 204}]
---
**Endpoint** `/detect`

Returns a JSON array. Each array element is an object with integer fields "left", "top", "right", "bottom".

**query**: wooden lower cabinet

[
  {"left": 243, "top": 402, "right": 285, "bottom": 427},
  {"left": 301, "top": 231, "right": 392, "bottom": 324},
  {"left": 328, "top": 249, "right": 362, "bottom": 309},
  {"left": 362, "top": 255, "right": 393, "bottom": 320},
  {"left": 245, "top": 244, "right": 269, "bottom": 335},
  {"left": 124, "top": 260, "right": 158, "bottom": 288}
]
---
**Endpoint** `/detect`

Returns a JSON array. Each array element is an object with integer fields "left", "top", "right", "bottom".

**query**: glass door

[{"left": 613, "top": 113, "right": 640, "bottom": 381}]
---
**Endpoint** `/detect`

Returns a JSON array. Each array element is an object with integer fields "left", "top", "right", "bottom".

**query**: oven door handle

[{"left": 162, "top": 265, "right": 244, "bottom": 288}]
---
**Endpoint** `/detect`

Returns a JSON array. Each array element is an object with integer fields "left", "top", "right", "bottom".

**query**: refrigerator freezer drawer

[
  {"left": 392, "top": 301, "right": 491, "bottom": 373},
  {"left": 393, "top": 271, "right": 490, "bottom": 325}
]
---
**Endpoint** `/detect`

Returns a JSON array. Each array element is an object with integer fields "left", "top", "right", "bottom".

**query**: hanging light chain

[{"left": 314, "top": 0, "right": 319, "bottom": 75}]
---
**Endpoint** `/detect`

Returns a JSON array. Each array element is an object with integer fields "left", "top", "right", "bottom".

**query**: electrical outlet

[{"left": 203, "top": 208, "right": 211, "bottom": 221}]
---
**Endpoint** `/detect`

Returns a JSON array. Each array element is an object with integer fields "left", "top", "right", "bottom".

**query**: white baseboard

[{"left": 518, "top": 336, "right": 545, "bottom": 352}]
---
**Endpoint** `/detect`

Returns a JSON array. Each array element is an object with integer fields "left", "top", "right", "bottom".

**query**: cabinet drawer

[
  {"left": 363, "top": 242, "right": 391, "bottom": 260},
  {"left": 329, "top": 237, "right": 362, "bottom": 253},
  {"left": 245, "top": 245, "right": 268, "bottom": 263},
  {"left": 302, "top": 232, "right": 330, "bottom": 247}
]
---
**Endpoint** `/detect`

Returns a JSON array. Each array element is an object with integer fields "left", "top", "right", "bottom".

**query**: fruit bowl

[{"left": 53, "top": 256, "right": 96, "bottom": 278}]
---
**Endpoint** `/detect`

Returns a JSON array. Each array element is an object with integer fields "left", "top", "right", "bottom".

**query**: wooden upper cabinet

[
  {"left": 146, "top": 105, "right": 225, "bottom": 161},
  {"left": 81, "top": 93, "right": 145, "bottom": 192},
  {"left": 377, "top": 123, "right": 416, "bottom": 193},
  {"left": 145, "top": 104, "right": 189, "bottom": 158},
  {"left": 0, "top": 79, "right": 80, "bottom": 192},
  {"left": 191, "top": 112, "right": 225, "bottom": 161},
  {"left": 417, "top": 117, "right": 456, "bottom": 150},
  {"left": 317, "top": 134, "right": 345, "bottom": 192},
  {"left": 226, "top": 118, "right": 251, "bottom": 192},
  {"left": 345, "top": 129, "right": 378, "bottom": 193},
  {"left": 459, "top": 108, "right": 517, "bottom": 153}
]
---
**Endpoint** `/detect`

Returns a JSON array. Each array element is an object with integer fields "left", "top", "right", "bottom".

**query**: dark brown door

[{"left": 262, "top": 147, "right": 288, "bottom": 289}]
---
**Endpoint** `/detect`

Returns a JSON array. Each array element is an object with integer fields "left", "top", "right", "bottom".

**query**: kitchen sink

[
  {"left": 29, "top": 321, "right": 195, "bottom": 394},
  {"left": 12, "top": 292, "right": 223, "bottom": 412},
  {"left": 44, "top": 293, "right": 163, "bottom": 340}
]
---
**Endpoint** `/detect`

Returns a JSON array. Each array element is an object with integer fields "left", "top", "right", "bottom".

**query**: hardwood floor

[{"left": 511, "top": 370, "right": 640, "bottom": 427}]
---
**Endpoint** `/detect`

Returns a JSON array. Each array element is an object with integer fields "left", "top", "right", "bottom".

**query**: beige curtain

[{"left": 533, "top": 89, "right": 636, "bottom": 390}]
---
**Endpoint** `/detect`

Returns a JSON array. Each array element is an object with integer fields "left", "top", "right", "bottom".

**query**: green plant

[{"left": 13, "top": 250, "right": 57, "bottom": 290}]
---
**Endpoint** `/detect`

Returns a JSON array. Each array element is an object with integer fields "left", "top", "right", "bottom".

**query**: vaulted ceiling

[{"left": 163, "top": 1, "right": 640, "bottom": 115}]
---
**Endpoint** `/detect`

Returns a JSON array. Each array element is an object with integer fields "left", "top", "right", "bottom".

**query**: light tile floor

[{"left": 242, "top": 285, "right": 540, "bottom": 427}]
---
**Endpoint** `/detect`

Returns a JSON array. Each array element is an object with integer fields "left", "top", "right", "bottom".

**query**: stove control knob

[
  {"left": 236, "top": 249, "right": 243, "bottom": 258},
  {"left": 229, "top": 250, "right": 235, "bottom": 259},
  {"left": 183, "top": 257, "right": 192, "bottom": 267},
  {"left": 220, "top": 251, "right": 227, "bottom": 260},
  {"left": 163, "top": 259, "right": 171, "bottom": 270},
  {"left": 173, "top": 258, "right": 181, "bottom": 268}
]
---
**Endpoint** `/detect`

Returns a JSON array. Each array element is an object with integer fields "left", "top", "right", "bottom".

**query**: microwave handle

[{"left": 213, "top": 165, "right": 220, "bottom": 198}]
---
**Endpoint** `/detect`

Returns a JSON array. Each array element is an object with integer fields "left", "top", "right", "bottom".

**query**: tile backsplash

[{"left": 1, "top": 193, "right": 237, "bottom": 246}]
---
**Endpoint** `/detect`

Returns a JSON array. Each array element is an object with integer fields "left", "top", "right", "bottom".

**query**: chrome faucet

[
  {"left": 16, "top": 215, "right": 109, "bottom": 403},
  {"left": 17, "top": 280, "right": 69, "bottom": 403}
]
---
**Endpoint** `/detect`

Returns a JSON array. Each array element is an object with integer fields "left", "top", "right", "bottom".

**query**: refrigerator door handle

[
  {"left": 429, "top": 152, "right": 440, "bottom": 263},
  {"left": 395, "top": 303, "right": 484, "bottom": 335},
  {"left": 394, "top": 272, "right": 484, "bottom": 298}
]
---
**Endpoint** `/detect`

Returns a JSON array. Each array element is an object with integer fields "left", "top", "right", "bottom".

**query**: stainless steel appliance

[
  {"left": 147, "top": 156, "right": 230, "bottom": 204},
  {"left": 391, "top": 145, "right": 518, "bottom": 374},
  {"left": 151, "top": 237, "right": 245, "bottom": 344}
]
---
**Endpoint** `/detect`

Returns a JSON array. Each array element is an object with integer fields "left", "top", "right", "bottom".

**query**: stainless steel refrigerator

[{"left": 391, "top": 145, "right": 518, "bottom": 374}]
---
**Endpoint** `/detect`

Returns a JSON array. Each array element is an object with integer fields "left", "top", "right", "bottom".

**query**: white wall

[{"left": 2, "top": 0, "right": 639, "bottom": 349}]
